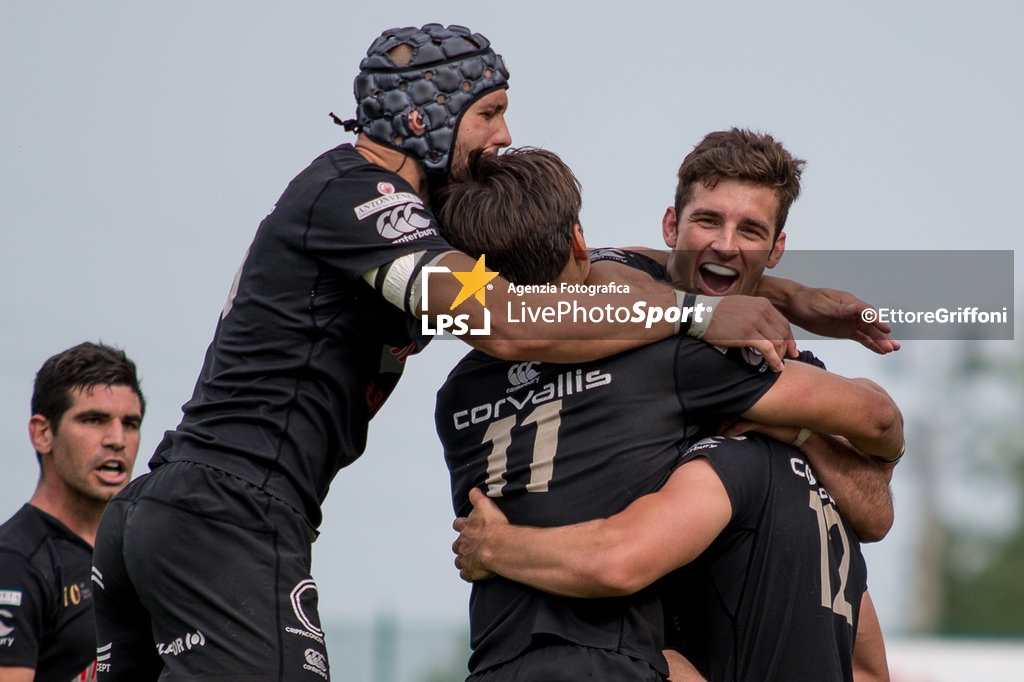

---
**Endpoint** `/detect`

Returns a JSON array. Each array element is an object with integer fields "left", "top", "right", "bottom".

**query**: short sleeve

[
  {"left": 672, "top": 339, "right": 779, "bottom": 425},
  {"left": 0, "top": 552, "right": 45, "bottom": 667},
  {"left": 678, "top": 436, "right": 771, "bottom": 528}
]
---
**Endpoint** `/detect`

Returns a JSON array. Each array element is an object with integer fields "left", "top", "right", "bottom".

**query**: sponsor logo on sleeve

[
  {"left": 0, "top": 608, "right": 17, "bottom": 643},
  {"left": 354, "top": 185, "right": 438, "bottom": 242},
  {"left": 0, "top": 590, "right": 21, "bottom": 606}
]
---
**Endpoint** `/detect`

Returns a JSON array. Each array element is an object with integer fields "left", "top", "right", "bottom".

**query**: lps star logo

[{"left": 421, "top": 255, "right": 498, "bottom": 336}]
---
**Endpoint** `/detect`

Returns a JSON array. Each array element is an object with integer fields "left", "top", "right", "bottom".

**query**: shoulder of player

[
  {"left": 793, "top": 349, "right": 827, "bottom": 370},
  {"left": 319, "top": 144, "right": 416, "bottom": 189},
  {"left": 0, "top": 506, "right": 86, "bottom": 560},
  {"left": 673, "top": 336, "right": 775, "bottom": 374}
]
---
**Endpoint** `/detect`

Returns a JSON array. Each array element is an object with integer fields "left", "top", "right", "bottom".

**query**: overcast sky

[{"left": 2, "top": 0, "right": 1021, "bottom": 633}]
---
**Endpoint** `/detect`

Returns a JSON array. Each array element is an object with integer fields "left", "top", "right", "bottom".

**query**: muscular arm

[
  {"left": 452, "top": 458, "right": 732, "bottom": 597},
  {"left": 742, "top": 361, "right": 904, "bottom": 462},
  {"left": 453, "top": 361, "right": 901, "bottom": 595},
  {"left": 801, "top": 434, "right": 894, "bottom": 541},
  {"left": 722, "top": 422, "right": 895, "bottom": 542},
  {"left": 429, "top": 252, "right": 796, "bottom": 368},
  {"left": 852, "top": 591, "right": 890, "bottom": 682},
  {"left": 757, "top": 276, "right": 899, "bottom": 355}
]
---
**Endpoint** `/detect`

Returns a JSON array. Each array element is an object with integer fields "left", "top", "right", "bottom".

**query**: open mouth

[
  {"left": 698, "top": 263, "right": 740, "bottom": 296},
  {"left": 96, "top": 460, "right": 128, "bottom": 484}
]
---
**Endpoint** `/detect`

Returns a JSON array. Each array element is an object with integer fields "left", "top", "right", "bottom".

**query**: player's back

[
  {"left": 663, "top": 434, "right": 866, "bottom": 682},
  {"left": 436, "top": 337, "right": 778, "bottom": 678}
]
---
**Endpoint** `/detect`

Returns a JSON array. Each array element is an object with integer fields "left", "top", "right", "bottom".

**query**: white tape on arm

[{"left": 687, "top": 295, "right": 718, "bottom": 339}]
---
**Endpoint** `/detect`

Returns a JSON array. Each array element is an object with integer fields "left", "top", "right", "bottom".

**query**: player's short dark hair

[
  {"left": 439, "top": 148, "right": 582, "bottom": 285},
  {"left": 674, "top": 128, "right": 806, "bottom": 238},
  {"left": 32, "top": 342, "right": 145, "bottom": 432}
]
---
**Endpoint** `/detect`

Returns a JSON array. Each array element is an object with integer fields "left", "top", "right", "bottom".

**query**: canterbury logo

[
  {"left": 376, "top": 203, "right": 432, "bottom": 239},
  {"left": 305, "top": 648, "right": 328, "bottom": 671},
  {"left": 508, "top": 362, "right": 540, "bottom": 387},
  {"left": 0, "top": 609, "right": 14, "bottom": 637}
]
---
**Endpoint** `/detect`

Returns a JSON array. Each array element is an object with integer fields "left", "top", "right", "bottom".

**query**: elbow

[
  {"left": 583, "top": 565, "right": 646, "bottom": 598},
  {"left": 866, "top": 399, "right": 904, "bottom": 457},
  {"left": 858, "top": 510, "right": 894, "bottom": 543},
  {"left": 580, "top": 544, "right": 658, "bottom": 597},
  {"left": 857, "top": 489, "right": 895, "bottom": 543}
]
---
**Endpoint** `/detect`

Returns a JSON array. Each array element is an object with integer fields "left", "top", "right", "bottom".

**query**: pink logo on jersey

[{"left": 377, "top": 182, "right": 395, "bottom": 195}]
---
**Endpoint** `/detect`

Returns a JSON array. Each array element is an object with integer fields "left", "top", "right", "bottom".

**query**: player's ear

[
  {"left": 407, "top": 109, "right": 426, "bottom": 135},
  {"left": 662, "top": 207, "right": 679, "bottom": 248},
  {"left": 767, "top": 231, "right": 786, "bottom": 269},
  {"left": 571, "top": 223, "right": 588, "bottom": 256},
  {"left": 29, "top": 415, "right": 54, "bottom": 456}
]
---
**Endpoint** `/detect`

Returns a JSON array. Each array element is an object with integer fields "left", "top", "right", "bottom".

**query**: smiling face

[
  {"left": 31, "top": 384, "right": 143, "bottom": 505},
  {"left": 663, "top": 178, "right": 786, "bottom": 297}
]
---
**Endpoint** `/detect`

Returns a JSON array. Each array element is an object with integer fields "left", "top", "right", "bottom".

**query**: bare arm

[
  {"left": 801, "top": 434, "right": 894, "bottom": 541},
  {"left": 587, "top": 257, "right": 799, "bottom": 370},
  {"left": 0, "top": 667, "right": 37, "bottom": 682},
  {"left": 429, "top": 252, "right": 679, "bottom": 362},
  {"left": 757, "top": 276, "right": 899, "bottom": 355},
  {"left": 853, "top": 591, "right": 890, "bottom": 682},
  {"left": 742, "top": 361, "right": 904, "bottom": 461},
  {"left": 427, "top": 252, "right": 797, "bottom": 369},
  {"left": 722, "top": 422, "right": 895, "bottom": 542},
  {"left": 664, "top": 649, "right": 707, "bottom": 682},
  {"left": 452, "top": 459, "right": 732, "bottom": 597}
]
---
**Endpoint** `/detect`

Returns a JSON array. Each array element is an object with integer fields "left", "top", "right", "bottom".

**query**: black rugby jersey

[
  {"left": 663, "top": 434, "right": 867, "bottom": 682},
  {"left": 152, "top": 144, "right": 452, "bottom": 527},
  {"left": 0, "top": 505, "right": 97, "bottom": 681},
  {"left": 436, "top": 337, "right": 780, "bottom": 676}
]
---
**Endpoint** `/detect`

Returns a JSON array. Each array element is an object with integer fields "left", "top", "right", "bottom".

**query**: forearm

[
  {"left": 802, "top": 434, "right": 894, "bottom": 541},
  {"left": 745, "top": 362, "right": 905, "bottom": 461},
  {"left": 755, "top": 275, "right": 899, "bottom": 355},
  {"left": 756, "top": 275, "right": 803, "bottom": 316},
  {"left": 476, "top": 519, "right": 639, "bottom": 598},
  {"left": 853, "top": 592, "right": 890, "bottom": 682},
  {"left": 431, "top": 253, "right": 680, "bottom": 362},
  {"left": 456, "top": 463, "right": 731, "bottom": 599},
  {"left": 429, "top": 253, "right": 795, "bottom": 368}
]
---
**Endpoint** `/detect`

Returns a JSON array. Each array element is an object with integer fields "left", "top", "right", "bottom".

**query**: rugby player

[
  {"left": 91, "top": 23, "right": 854, "bottom": 680},
  {"left": 0, "top": 343, "right": 143, "bottom": 682},
  {"left": 439, "top": 147, "right": 901, "bottom": 680}
]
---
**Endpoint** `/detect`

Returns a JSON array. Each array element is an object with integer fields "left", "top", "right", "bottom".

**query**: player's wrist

[
  {"left": 791, "top": 428, "right": 813, "bottom": 448},
  {"left": 675, "top": 291, "right": 716, "bottom": 339},
  {"left": 871, "top": 441, "right": 906, "bottom": 466}
]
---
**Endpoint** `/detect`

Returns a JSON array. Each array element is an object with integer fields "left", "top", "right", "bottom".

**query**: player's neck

[
  {"left": 28, "top": 484, "right": 105, "bottom": 546},
  {"left": 354, "top": 135, "right": 428, "bottom": 197}
]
